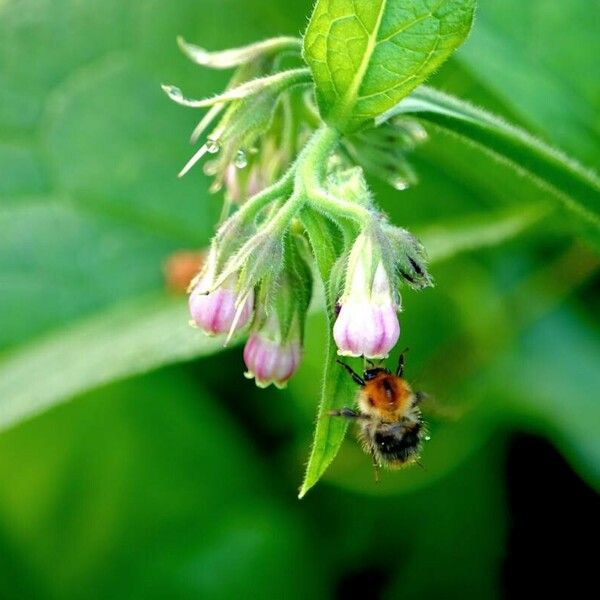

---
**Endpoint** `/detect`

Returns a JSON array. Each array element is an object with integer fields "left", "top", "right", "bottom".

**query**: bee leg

[
  {"left": 396, "top": 347, "right": 409, "bottom": 377},
  {"left": 372, "top": 456, "right": 381, "bottom": 483},
  {"left": 414, "top": 390, "right": 428, "bottom": 405},
  {"left": 336, "top": 360, "right": 365, "bottom": 387},
  {"left": 328, "top": 407, "right": 365, "bottom": 419}
]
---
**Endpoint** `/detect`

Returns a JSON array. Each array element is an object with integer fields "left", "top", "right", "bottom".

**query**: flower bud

[
  {"left": 334, "top": 265, "right": 400, "bottom": 359},
  {"left": 243, "top": 234, "right": 311, "bottom": 388},
  {"left": 246, "top": 166, "right": 264, "bottom": 198},
  {"left": 224, "top": 163, "right": 266, "bottom": 204},
  {"left": 333, "top": 234, "right": 400, "bottom": 359},
  {"left": 223, "top": 163, "right": 242, "bottom": 202},
  {"left": 189, "top": 274, "right": 254, "bottom": 336},
  {"left": 326, "top": 167, "right": 372, "bottom": 207},
  {"left": 381, "top": 223, "right": 432, "bottom": 290},
  {"left": 244, "top": 315, "right": 301, "bottom": 389}
]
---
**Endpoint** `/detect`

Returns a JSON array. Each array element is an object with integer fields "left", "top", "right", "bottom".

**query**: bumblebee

[{"left": 330, "top": 351, "right": 427, "bottom": 470}]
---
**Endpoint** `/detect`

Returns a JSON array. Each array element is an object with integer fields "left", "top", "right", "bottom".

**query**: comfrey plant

[{"left": 164, "top": 0, "right": 477, "bottom": 494}]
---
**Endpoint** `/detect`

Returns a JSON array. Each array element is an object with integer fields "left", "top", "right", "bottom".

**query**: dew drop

[
  {"left": 234, "top": 150, "right": 248, "bottom": 169},
  {"left": 405, "top": 121, "right": 428, "bottom": 142},
  {"left": 206, "top": 138, "right": 220, "bottom": 154},
  {"left": 424, "top": 435, "right": 431, "bottom": 442},
  {"left": 210, "top": 180, "right": 223, "bottom": 194},
  {"left": 163, "top": 85, "right": 183, "bottom": 101},
  {"left": 391, "top": 176, "right": 410, "bottom": 191},
  {"left": 203, "top": 161, "right": 218, "bottom": 176}
]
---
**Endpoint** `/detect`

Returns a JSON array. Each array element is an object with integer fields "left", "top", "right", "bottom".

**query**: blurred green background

[{"left": 0, "top": 1, "right": 598, "bottom": 598}]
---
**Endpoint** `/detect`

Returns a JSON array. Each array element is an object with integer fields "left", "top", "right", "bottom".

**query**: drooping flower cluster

[
  {"left": 164, "top": 35, "right": 432, "bottom": 388},
  {"left": 162, "top": 36, "right": 313, "bottom": 206}
]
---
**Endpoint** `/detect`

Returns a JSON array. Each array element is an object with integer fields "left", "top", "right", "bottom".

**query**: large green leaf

[
  {"left": 0, "top": 297, "right": 231, "bottom": 433},
  {"left": 0, "top": 201, "right": 178, "bottom": 349},
  {"left": 303, "top": 0, "right": 476, "bottom": 131},
  {"left": 419, "top": 203, "right": 550, "bottom": 264},
  {"left": 459, "top": 0, "right": 600, "bottom": 165},
  {"left": 381, "top": 86, "right": 600, "bottom": 241},
  {"left": 0, "top": 369, "right": 325, "bottom": 598},
  {"left": 385, "top": 445, "right": 506, "bottom": 599}
]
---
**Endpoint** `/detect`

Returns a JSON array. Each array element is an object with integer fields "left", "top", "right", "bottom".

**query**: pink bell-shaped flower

[
  {"left": 189, "top": 273, "right": 254, "bottom": 336},
  {"left": 333, "top": 234, "right": 400, "bottom": 359},
  {"left": 243, "top": 314, "right": 302, "bottom": 389}
]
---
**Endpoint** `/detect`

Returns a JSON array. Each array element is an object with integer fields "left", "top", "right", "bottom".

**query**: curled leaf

[
  {"left": 177, "top": 35, "right": 302, "bottom": 69},
  {"left": 162, "top": 68, "right": 312, "bottom": 108},
  {"left": 379, "top": 86, "right": 600, "bottom": 235}
]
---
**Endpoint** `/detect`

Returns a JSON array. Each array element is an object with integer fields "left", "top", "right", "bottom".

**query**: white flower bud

[{"left": 333, "top": 234, "right": 401, "bottom": 359}]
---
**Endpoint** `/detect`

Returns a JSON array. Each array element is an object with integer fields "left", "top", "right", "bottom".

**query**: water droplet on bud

[
  {"left": 209, "top": 180, "right": 223, "bottom": 194},
  {"left": 203, "top": 161, "right": 218, "bottom": 176},
  {"left": 405, "top": 121, "right": 428, "bottom": 142},
  {"left": 424, "top": 435, "right": 431, "bottom": 442},
  {"left": 234, "top": 150, "right": 248, "bottom": 169},
  {"left": 206, "top": 139, "right": 220, "bottom": 154},
  {"left": 163, "top": 85, "right": 183, "bottom": 101},
  {"left": 391, "top": 177, "right": 410, "bottom": 191}
]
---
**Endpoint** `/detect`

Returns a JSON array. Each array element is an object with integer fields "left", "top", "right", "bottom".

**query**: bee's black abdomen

[{"left": 375, "top": 423, "right": 421, "bottom": 463}]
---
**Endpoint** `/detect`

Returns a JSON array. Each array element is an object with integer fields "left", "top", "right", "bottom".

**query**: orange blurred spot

[{"left": 163, "top": 250, "right": 205, "bottom": 294}]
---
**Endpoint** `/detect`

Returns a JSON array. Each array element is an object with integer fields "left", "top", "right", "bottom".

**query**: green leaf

[
  {"left": 303, "top": 0, "right": 476, "bottom": 132},
  {"left": 298, "top": 336, "right": 354, "bottom": 499},
  {"left": 459, "top": 0, "right": 600, "bottom": 165},
  {"left": 492, "top": 310, "right": 600, "bottom": 490},
  {"left": 0, "top": 369, "right": 325, "bottom": 598},
  {"left": 420, "top": 202, "right": 550, "bottom": 264},
  {"left": 0, "top": 296, "right": 234, "bottom": 433},
  {"left": 0, "top": 200, "right": 178, "bottom": 349},
  {"left": 298, "top": 208, "right": 355, "bottom": 498},
  {"left": 385, "top": 445, "right": 506, "bottom": 598},
  {"left": 381, "top": 86, "right": 600, "bottom": 239}
]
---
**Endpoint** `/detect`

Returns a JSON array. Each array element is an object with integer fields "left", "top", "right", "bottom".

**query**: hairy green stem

[
  {"left": 309, "top": 188, "right": 372, "bottom": 226},
  {"left": 295, "top": 124, "right": 341, "bottom": 190},
  {"left": 213, "top": 124, "right": 344, "bottom": 289},
  {"left": 265, "top": 124, "right": 343, "bottom": 235},
  {"left": 235, "top": 167, "right": 295, "bottom": 223}
]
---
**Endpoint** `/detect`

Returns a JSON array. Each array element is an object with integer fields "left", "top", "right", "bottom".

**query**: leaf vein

[{"left": 376, "top": 12, "right": 433, "bottom": 45}]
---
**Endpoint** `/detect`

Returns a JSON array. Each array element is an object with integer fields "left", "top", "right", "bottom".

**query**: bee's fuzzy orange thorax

[{"left": 361, "top": 373, "right": 412, "bottom": 419}]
